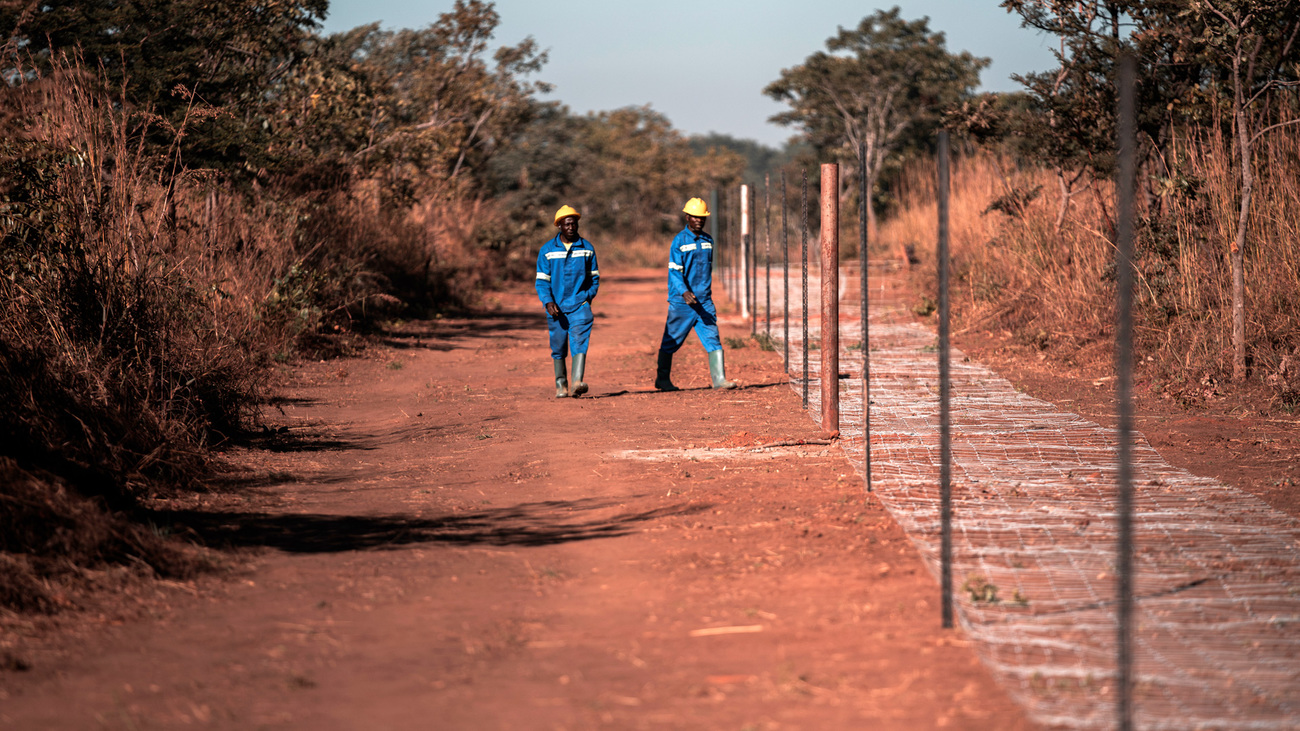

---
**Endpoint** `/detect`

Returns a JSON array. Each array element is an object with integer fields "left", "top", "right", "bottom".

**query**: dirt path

[{"left": 0, "top": 270, "right": 1035, "bottom": 729}]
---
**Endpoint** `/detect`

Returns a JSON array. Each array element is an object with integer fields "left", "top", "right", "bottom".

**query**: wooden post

[{"left": 820, "top": 163, "right": 840, "bottom": 436}]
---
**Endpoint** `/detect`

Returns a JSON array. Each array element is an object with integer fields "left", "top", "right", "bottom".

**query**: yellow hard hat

[
  {"left": 682, "top": 197, "right": 710, "bottom": 217},
  {"left": 554, "top": 205, "right": 580, "bottom": 226}
]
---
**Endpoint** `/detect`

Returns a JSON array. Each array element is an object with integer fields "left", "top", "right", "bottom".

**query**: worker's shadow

[{"left": 581, "top": 381, "right": 789, "bottom": 399}]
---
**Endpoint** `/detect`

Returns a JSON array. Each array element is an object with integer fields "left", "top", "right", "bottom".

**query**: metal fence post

[
  {"left": 938, "top": 130, "right": 953, "bottom": 630},
  {"left": 750, "top": 184, "right": 758, "bottom": 336},
  {"left": 801, "top": 169, "right": 809, "bottom": 409},
  {"left": 740, "top": 184, "right": 750, "bottom": 319},
  {"left": 764, "top": 174, "right": 772, "bottom": 337},
  {"left": 782, "top": 171, "right": 790, "bottom": 374},
  {"left": 722, "top": 188, "right": 730, "bottom": 302},
  {"left": 820, "top": 163, "right": 840, "bottom": 435},
  {"left": 860, "top": 142, "right": 871, "bottom": 491},
  {"left": 709, "top": 189, "right": 719, "bottom": 301},
  {"left": 727, "top": 187, "right": 736, "bottom": 303},
  {"left": 1115, "top": 50, "right": 1138, "bottom": 731}
]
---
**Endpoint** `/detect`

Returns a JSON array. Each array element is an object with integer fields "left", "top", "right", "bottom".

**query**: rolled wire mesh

[{"left": 763, "top": 265, "right": 1300, "bottom": 730}]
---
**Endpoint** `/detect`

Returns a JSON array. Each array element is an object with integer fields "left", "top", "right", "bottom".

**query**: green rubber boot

[
  {"left": 553, "top": 358, "right": 569, "bottom": 398},
  {"left": 570, "top": 353, "right": 589, "bottom": 397},
  {"left": 708, "top": 349, "right": 737, "bottom": 389},
  {"left": 654, "top": 350, "right": 680, "bottom": 391}
]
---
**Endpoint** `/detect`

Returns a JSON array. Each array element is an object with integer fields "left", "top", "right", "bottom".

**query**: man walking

[
  {"left": 654, "top": 197, "right": 737, "bottom": 391},
  {"left": 536, "top": 205, "right": 600, "bottom": 398}
]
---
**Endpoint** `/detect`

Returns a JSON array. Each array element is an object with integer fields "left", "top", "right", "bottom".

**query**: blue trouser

[
  {"left": 548, "top": 303, "right": 593, "bottom": 359},
  {"left": 659, "top": 299, "right": 722, "bottom": 353}
]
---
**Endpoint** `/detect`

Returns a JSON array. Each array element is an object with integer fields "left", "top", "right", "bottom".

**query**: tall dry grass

[
  {"left": 0, "top": 64, "right": 279, "bottom": 610},
  {"left": 880, "top": 131, "right": 1300, "bottom": 407},
  {"left": 0, "top": 52, "right": 553, "bottom": 613}
]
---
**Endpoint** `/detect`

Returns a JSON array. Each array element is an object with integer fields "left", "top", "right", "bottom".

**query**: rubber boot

[
  {"left": 569, "top": 353, "right": 589, "bottom": 397},
  {"left": 654, "top": 350, "right": 680, "bottom": 391},
  {"left": 708, "top": 349, "right": 737, "bottom": 389},
  {"left": 553, "top": 358, "right": 569, "bottom": 398}
]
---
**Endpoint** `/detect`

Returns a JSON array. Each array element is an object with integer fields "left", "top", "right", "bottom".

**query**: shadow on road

[
  {"left": 380, "top": 311, "right": 544, "bottom": 350},
  {"left": 152, "top": 497, "right": 710, "bottom": 553},
  {"left": 581, "top": 381, "right": 792, "bottom": 399}
]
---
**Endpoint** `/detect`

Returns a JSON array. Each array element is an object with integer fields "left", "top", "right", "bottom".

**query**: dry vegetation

[
  {"left": 0, "top": 62, "right": 518, "bottom": 613},
  {"left": 878, "top": 128, "right": 1300, "bottom": 409},
  {"left": 0, "top": 0, "right": 744, "bottom": 614}
]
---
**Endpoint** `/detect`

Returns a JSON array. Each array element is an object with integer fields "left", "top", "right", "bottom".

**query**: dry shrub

[
  {"left": 0, "top": 60, "right": 268, "bottom": 609},
  {"left": 0, "top": 53, "right": 546, "bottom": 613},
  {"left": 600, "top": 234, "right": 670, "bottom": 270},
  {"left": 881, "top": 152, "right": 1114, "bottom": 344},
  {"left": 882, "top": 133, "right": 1300, "bottom": 407}
]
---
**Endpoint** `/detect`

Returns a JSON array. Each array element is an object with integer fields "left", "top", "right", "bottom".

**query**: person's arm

[
  {"left": 536, "top": 246, "right": 560, "bottom": 317},
  {"left": 588, "top": 244, "right": 599, "bottom": 305},
  {"left": 669, "top": 237, "right": 695, "bottom": 304}
]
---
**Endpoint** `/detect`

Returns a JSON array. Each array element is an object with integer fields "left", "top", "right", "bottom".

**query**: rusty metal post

[{"left": 820, "top": 163, "right": 840, "bottom": 436}]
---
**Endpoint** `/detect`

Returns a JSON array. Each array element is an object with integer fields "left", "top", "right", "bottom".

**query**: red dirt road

[{"left": 1, "top": 270, "right": 1035, "bottom": 729}]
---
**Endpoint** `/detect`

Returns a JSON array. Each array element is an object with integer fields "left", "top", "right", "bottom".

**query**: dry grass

[
  {"left": 0, "top": 58, "right": 508, "bottom": 612},
  {"left": 601, "top": 233, "right": 672, "bottom": 270},
  {"left": 880, "top": 131, "right": 1300, "bottom": 408}
]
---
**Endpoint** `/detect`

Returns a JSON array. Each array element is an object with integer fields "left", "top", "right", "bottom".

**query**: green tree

[
  {"left": 326, "top": 0, "right": 549, "bottom": 200},
  {"left": 485, "top": 104, "right": 745, "bottom": 244},
  {"left": 763, "top": 7, "right": 988, "bottom": 237},
  {"left": 2, "top": 0, "right": 329, "bottom": 173},
  {"left": 688, "top": 133, "right": 784, "bottom": 183}
]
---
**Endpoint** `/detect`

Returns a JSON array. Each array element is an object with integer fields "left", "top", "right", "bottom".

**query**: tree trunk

[
  {"left": 1054, "top": 170, "right": 1073, "bottom": 233},
  {"left": 1231, "top": 98, "right": 1252, "bottom": 382}
]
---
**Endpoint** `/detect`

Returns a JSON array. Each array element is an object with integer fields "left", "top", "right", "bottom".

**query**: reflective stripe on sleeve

[
  {"left": 536, "top": 272, "right": 551, "bottom": 280},
  {"left": 668, "top": 262, "right": 684, "bottom": 271},
  {"left": 591, "top": 270, "right": 600, "bottom": 276}
]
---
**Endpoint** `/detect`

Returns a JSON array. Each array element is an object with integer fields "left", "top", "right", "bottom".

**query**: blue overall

[
  {"left": 535, "top": 234, "right": 599, "bottom": 359},
  {"left": 659, "top": 227, "right": 721, "bottom": 353}
]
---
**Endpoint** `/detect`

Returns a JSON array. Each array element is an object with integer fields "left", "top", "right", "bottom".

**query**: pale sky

[{"left": 319, "top": 1, "right": 1057, "bottom": 147}]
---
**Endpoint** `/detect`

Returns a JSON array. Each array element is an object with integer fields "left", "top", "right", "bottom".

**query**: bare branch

[{"left": 1250, "top": 116, "right": 1300, "bottom": 145}]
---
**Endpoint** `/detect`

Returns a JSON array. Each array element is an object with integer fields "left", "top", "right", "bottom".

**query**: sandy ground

[{"left": 0, "top": 269, "right": 1039, "bottom": 730}]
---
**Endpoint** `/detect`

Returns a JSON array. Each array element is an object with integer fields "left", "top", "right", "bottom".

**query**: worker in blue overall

[
  {"left": 536, "top": 205, "right": 600, "bottom": 398},
  {"left": 654, "top": 197, "right": 737, "bottom": 391}
]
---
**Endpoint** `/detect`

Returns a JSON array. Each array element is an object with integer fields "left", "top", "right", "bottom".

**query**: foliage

[
  {"left": 764, "top": 6, "right": 988, "bottom": 234},
  {"left": 2, "top": 0, "right": 330, "bottom": 174},
  {"left": 485, "top": 104, "right": 746, "bottom": 249},
  {"left": 689, "top": 133, "right": 791, "bottom": 183}
]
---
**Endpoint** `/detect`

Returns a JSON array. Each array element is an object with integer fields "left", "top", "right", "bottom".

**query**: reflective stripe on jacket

[
  {"left": 535, "top": 235, "right": 600, "bottom": 313},
  {"left": 667, "top": 228, "right": 714, "bottom": 303}
]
